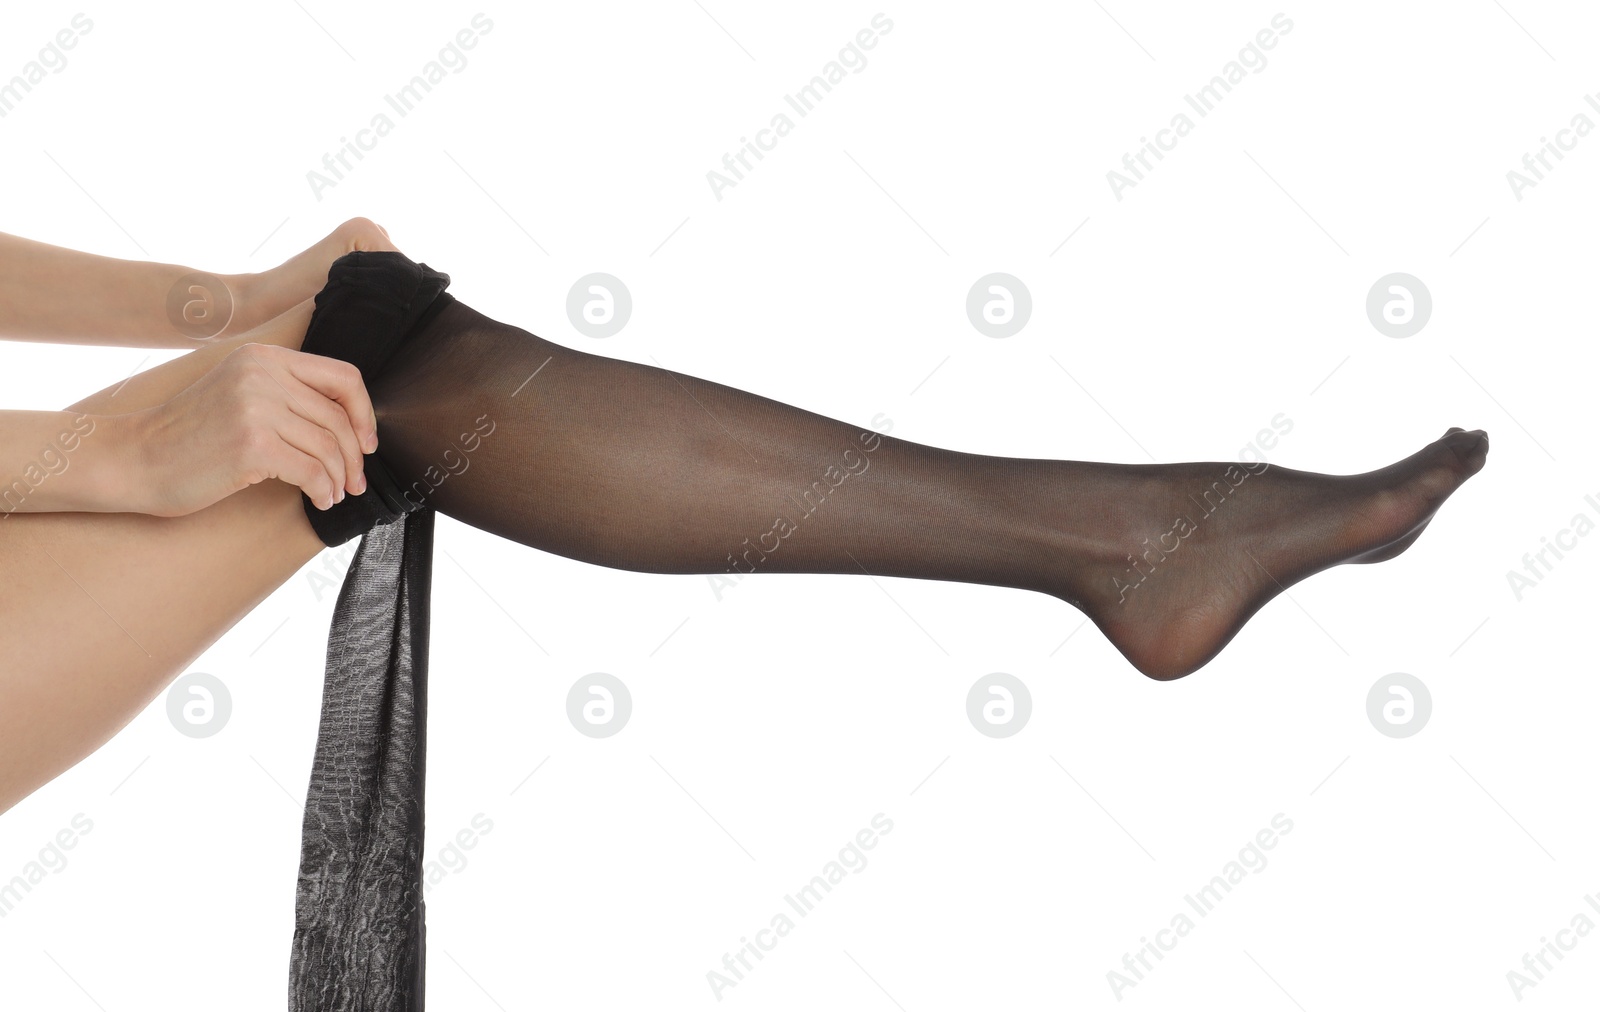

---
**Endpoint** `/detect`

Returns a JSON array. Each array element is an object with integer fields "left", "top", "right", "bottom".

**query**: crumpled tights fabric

[
  {"left": 289, "top": 253, "right": 449, "bottom": 1012},
  {"left": 289, "top": 509, "right": 432, "bottom": 1011}
]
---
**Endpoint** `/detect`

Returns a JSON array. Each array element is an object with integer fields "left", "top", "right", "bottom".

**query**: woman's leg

[
  {"left": 0, "top": 302, "right": 325, "bottom": 812},
  {"left": 341, "top": 281, "right": 1491, "bottom": 681}
]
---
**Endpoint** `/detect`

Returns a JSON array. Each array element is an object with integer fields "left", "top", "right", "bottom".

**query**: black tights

[{"left": 287, "top": 250, "right": 1487, "bottom": 1010}]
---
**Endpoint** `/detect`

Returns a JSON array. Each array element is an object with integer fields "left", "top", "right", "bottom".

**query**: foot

[{"left": 1062, "top": 429, "right": 1489, "bottom": 679}]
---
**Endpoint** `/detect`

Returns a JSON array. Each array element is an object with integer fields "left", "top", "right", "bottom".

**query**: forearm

[
  {"left": 0, "top": 410, "right": 140, "bottom": 515},
  {"left": 0, "top": 232, "right": 264, "bottom": 349},
  {"left": 0, "top": 219, "right": 396, "bottom": 350}
]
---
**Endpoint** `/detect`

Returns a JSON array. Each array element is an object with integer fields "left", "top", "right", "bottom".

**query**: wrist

[
  {"left": 0, "top": 411, "right": 133, "bottom": 515},
  {"left": 219, "top": 271, "right": 264, "bottom": 338},
  {"left": 76, "top": 411, "right": 152, "bottom": 514},
  {"left": 228, "top": 265, "right": 321, "bottom": 339}
]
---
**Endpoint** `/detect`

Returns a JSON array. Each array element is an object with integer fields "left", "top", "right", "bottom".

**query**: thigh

[{"left": 0, "top": 480, "right": 324, "bottom": 811}]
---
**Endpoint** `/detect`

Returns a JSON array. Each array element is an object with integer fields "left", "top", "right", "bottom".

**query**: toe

[{"left": 1441, "top": 428, "right": 1489, "bottom": 475}]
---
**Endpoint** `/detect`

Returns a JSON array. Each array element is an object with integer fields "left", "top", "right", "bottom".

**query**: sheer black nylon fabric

[
  {"left": 290, "top": 252, "right": 450, "bottom": 1011},
  {"left": 289, "top": 510, "right": 433, "bottom": 1011}
]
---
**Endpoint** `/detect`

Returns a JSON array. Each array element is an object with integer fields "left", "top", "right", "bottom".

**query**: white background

[{"left": 1, "top": 2, "right": 1596, "bottom": 1009}]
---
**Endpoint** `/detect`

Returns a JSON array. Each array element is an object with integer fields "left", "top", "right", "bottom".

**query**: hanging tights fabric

[{"left": 288, "top": 252, "right": 452, "bottom": 1011}]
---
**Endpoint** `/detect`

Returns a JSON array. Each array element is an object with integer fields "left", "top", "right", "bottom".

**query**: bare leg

[{"left": 0, "top": 303, "right": 324, "bottom": 812}]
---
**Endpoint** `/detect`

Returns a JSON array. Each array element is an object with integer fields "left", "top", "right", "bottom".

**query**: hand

[{"left": 126, "top": 342, "right": 379, "bottom": 517}]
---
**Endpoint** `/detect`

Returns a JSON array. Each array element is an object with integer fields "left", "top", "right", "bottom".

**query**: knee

[{"left": 337, "top": 217, "right": 397, "bottom": 253}]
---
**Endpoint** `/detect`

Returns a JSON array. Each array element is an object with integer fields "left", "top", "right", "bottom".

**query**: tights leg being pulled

[{"left": 358, "top": 294, "right": 1488, "bottom": 680}]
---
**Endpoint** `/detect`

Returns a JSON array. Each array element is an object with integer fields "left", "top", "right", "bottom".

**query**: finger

[
  {"left": 275, "top": 412, "right": 349, "bottom": 506},
  {"left": 281, "top": 350, "right": 379, "bottom": 453},
  {"left": 278, "top": 371, "right": 368, "bottom": 495},
  {"left": 270, "top": 442, "right": 340, "bottom": 511}
]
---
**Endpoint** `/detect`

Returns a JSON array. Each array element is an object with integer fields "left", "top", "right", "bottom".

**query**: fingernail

[
  {"left": 355, "top": 472, "right": 367, "bottom": 494},
  {"left": 335, "top": 489, "right": 345, "bottom": 504}
]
